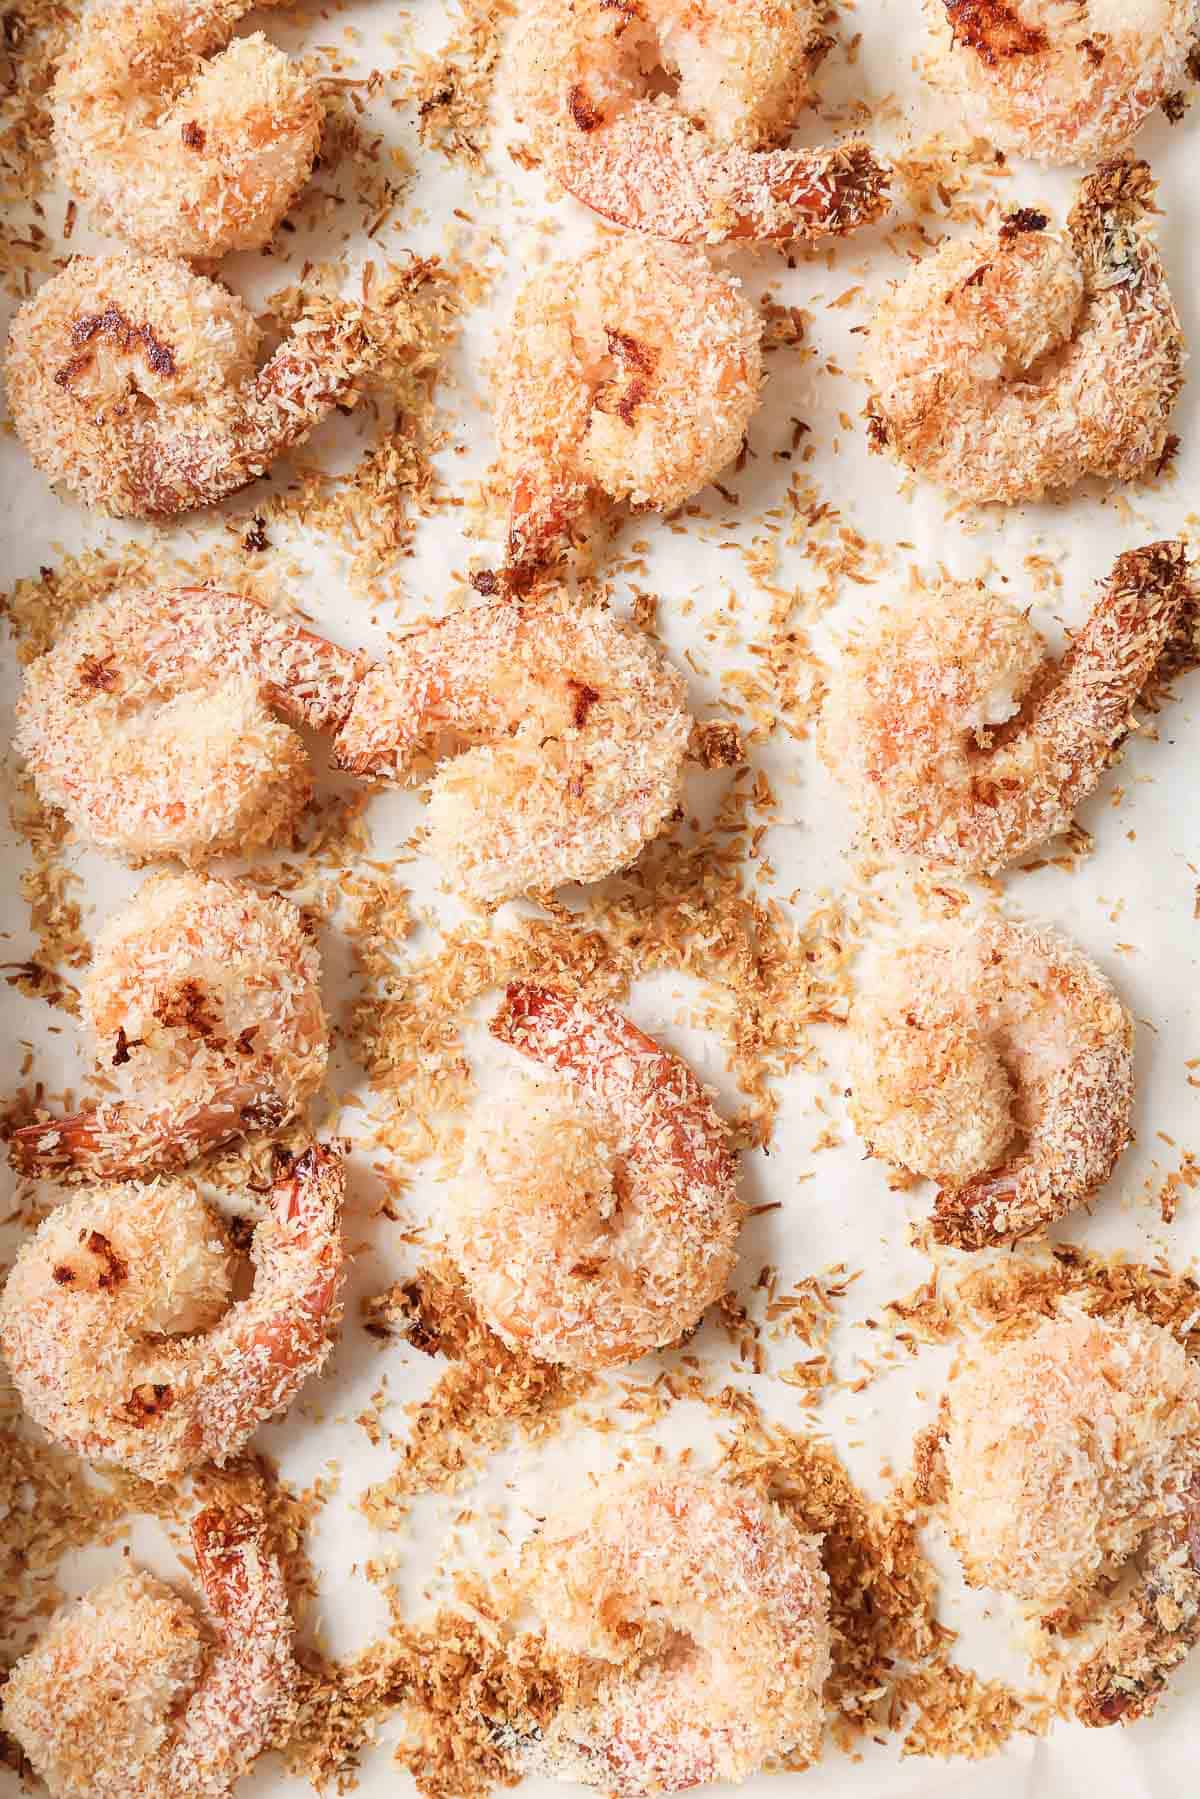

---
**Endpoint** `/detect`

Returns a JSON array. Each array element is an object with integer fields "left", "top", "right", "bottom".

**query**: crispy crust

[
  {"left": 6, "top": 256, "right": 374, "bottom": 518},
  {"left": 53, "top": 0, "right": 322, "bottom": 258},
  {"left": 333, "top": 597, "right": 692, "bottom": 902},
  {"left": 819, "top": 540, "right": 1197, "bottom": 873},
  {"left": 864, "top": 159, "right": 1185, "bottom": 503}
]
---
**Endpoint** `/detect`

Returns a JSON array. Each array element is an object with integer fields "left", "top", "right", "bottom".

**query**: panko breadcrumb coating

[
  {"left": 519, "top": 1469, "right": 830, "bottom": 1794},
  {"left": 819, "top": 541, "right": 1197, "bottom": 873},
  {"left": 0, "top": 1143, "right": 344, "bottom": 1481},
  {"left": 53, "top": 0, "right": 322, "bottom": 260},
  {"left": 944, "top": 1310, "right": 1200, "bottom": 1619},
  {"left": 15, "top": 584, "right": 365, "bottom": 864},
  {"left": 511, "top": 0, "right": 889, "bottom": 243},
  {"left": 446, "top": 984, "right": 743, "bottom": 1369},
  {"left": 9, "top": 872, "right": 328, "bottom": 1182},
  {"left": 492, "top": 237, "right": 763, "bottom": 577},
  {"left": 333, "top": 597, "right": 692, "bottom": 902},
  {"left": 850, "top": 917, "right": 1134, "bottom": 1248},
  {"left": 864, "top": 158, "right": 1184, "bottom": 504},
  {"left": 5, "top": 256, "right": 375, "bottom": 518},
  {"left": 928, "top": 0, "right": 1199, "bottom": 165},
  {"left": 1, "top": 1503, "right": 298, "bottom": 1799}
]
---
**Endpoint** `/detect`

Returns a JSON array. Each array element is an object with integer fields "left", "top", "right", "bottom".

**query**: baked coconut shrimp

[
  {"left": 929, "top": 0, "right": 1199, "bottom": 165},
  {"left": 512, "top": 0, "right": 889, "bottom": 243},
  {"left": 494, "top": 239, "right": 763, "bottom": 578},
  {"left": 5, "top": 255, "right": 374, "bottom": 518},
  {"left": 940, "top": 1309, "right": 1200, "bottom": 1724},
  {"left": 864, "top": 159, "right": 1184, "bottom": 504},
  {"left": 333, "top": 598, "right": 692, "bottom": 903},
  {"left": 54, "top": 1, "right": 322, "bottom": 260},
  {"left": 446, "top": 985, "right": 742, "bottom": 1369},
  {"left": 16, "top": 584, "right": 365, "bottom": 864},
  {"left": 819, "top": 541, "right": 1197, "bottom": 874},
  {"left": 1, "top": 1501, "right": 298, "bottom": 1799},
  {"left": 518, "top": 1470, "right": 830, "bottom": 1793},
  {"left": 849, "top": 917, "right": 1133, "bottom": 1249},
  {"left": 0, "top": 1143, "right": 344, "bottom": 1481},
  {"left": 10, "top": 873, "right": 327, "bottom": 1183}
]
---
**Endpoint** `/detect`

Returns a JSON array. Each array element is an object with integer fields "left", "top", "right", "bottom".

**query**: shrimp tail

[
  {"left": 7, "top": 1083, "right": 291, "bottom": 1183},
  {"left": 506, "top": 469, "right": 595, "bottom": 585},
  {"left": 1075, "top": 1474, "right": 1200, "bottom": 1727},
  {"left": 166, "top": 1501, "right": 299, "bottom": 1791}
]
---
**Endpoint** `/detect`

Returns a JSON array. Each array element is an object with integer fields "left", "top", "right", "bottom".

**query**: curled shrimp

[
  {"left": 849, "top": 917, "right": 1134, "bottom": 1249},
  {"left": 446, "top": 984, "right": 742, "bottom": 1369},
  {"left": 819, "top": 541, "right": 1197, "bottom": 874},
  {"left": 0, "top": 1143, "right": 344, "bottom": 1481},
  {"left": 9, "top": 873, "right": 327, "bottom": 1183},
  {"left": 53, "top": 0, "right": 322, "bottom": 260},
  {"left": 928, "top": 0, "right": 1199, "bottom": 165},
  {"left": 863, "top": 159, "right": 1184, "bottom": 504},
  {"left": 15, "top": 584, "right": 365, "bottom": 864},
  {"left": 5, "top": 255, "right": 374, "bottom": 518},
  {"left": 940, "top": 1310, "right": 1200, "bottom": 1718},
  {"left": 518, "top": 1469, "right": 830, "bottom": 1794},
  {"left": 493, "top": 238, "right": 763, "bottom": 579},
  {"left": 0, "top": 1500, "right": 298, "bottom": 1799},
  {"left": 511, "top": 0, "right": 890, "bottom": 243},
  {"left": 332, "top": 597, "right": 692, "bottom": 903}
]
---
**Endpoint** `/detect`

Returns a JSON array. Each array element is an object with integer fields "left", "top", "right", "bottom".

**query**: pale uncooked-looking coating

[
  {"left": 850, "top": 917, "right": 1134, "bottom": 1248},
  {"left": 520, "top": 1469, "right": 830, "bottom": 1794},
  {"left": 446, "top": 984, "right": 743, "bottom": 1368}
]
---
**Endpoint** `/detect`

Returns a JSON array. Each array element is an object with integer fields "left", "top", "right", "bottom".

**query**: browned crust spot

[
  {"left": 55, "top": 304, "right": 177, "bottom": 388},
  {"left": 84, "top": 1229, "right": 128, "bottom": 1289},
  {"left": 121, "top": 1381, "right": 175, "bottom": 1425},
  {"left": 568, "top": 84, "right": 602, "bottom": 131},
  {"left": 944, "top": 0, "right": 1049, "bottom": 63},
  {"left": 999, "top": 207, "right": 1049, "bottom": 239},
  {"left": 152, "top": 978, "right": 221, "bottom": 1039},
  {"left": 180, "top": 120, "right": 206, "bottom": 150}
]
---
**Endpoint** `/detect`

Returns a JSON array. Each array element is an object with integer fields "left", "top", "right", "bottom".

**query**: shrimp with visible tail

[
  {"left": 5, "top": 256, "right": 375, "bottom": 518},
  {"left": 819, "top": 541, "right": 1197, "bottom": 874},
  {"left": 849, "top": 918, "right": 1134, "bottom": 1249},
  {"left": 929, "top": 0, "right": 1199, "bottom": 166},
  {"left": 53, "top": 0, "right": 323, "bottom": 260},
  {"left": 1076, "top": 1473, "right": 1200, "bottom": 1726},
  {"left": 332, "top": 596, "right": 692, "bottom": 902},
  {"left": 938, "top": 1309, "right": 1200, "bottom": 1724},
  {"left": 1, "top": 1500, "right": 299, "bottom": 1798},
  {"left": 493, "top": 237, "right": 763, "bottom": 579},
  {"left": 446, "top": 983, "right": 743, "bottom": 1368},
  {"left": 512, "top": 0, "right": 890, "bottom": 243},
  {"left": 16, "top": 584, "right": 365, "bottom": 863},
  {"left": 0, "top": 1143, "right": 344, "bottom": 1480},
  {"left": 863, "top": 159, "right": 1184, "bottom": 504},
  {"left": 9, "top": 873, "right": 328, "bottom": 1182}
]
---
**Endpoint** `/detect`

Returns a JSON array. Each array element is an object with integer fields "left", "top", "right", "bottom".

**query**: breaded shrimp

[
  {"left": 493, "top": 238, "right": 763, "bottom": 578},
  {"left": 1, "top": 1500, "right": 298, "bottom": 1799},
  {"left": 819, "top": 541, "right": 1197, "bottom": 874},
  {"left": 5, "top": 255, "right": 374, "bottom": 518},
  {"left": 518, "top": 1469, "right": 830, "bottom": 1793},
  {"left": 849, "top": 918, "right": 1134, "bottom": 1249},
  {"left": 332, "top": 598, "right": 692, "bottom": 903},
  {"left": 941, "top": 1309, "right": 1200, "bottom": 1720},
  {"left": 512, "top": 0, "right": 890, "bottom": 243},
  {"left": 864, "top": 159, "right": 1184, "bottom": 504},
  {"left": 54, "top": 0, "right": 323, "bottom": 260},
  {"left": 9, "top": 873, "right": 327, "bottom": 1182},
  {"left": 0, "top": 1143, "right": 344, "bottom": 1481},
  {"left": 928, "top": 0, "right": 1200, "bottom": 165},
  {"left": 446, "top": 984, "right": 742, "bottom": 1369},
  {"left": 15, "top": 584, "right": 365, "bottom": 864}
]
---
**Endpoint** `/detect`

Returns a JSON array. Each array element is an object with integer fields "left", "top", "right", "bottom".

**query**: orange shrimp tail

[{"left": 7, "top": 1085, "right": 289, "bottom": 1183}]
